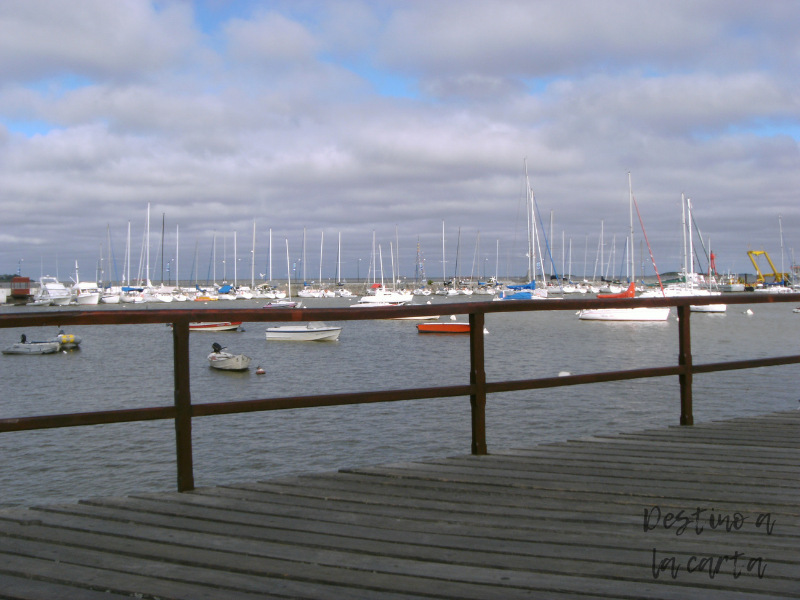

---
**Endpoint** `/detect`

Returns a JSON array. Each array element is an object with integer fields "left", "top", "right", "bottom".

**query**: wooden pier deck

[{"left": 0, "top": 410, "right": 798, "bottom": 599}]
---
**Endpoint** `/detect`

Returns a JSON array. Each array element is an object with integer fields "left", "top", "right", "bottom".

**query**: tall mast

[
  {"left": 319, "top": 230, "right": 324, "bottom": 285},
  {"left": 145, "top": 203, "right": 150, "bottom": 286},
  {"left": 285, "top": 239, "right": 291, "bottom": 300},
  {"left": 549, "top": 210, "right": 553, "bottom": 279},
  {"left": 378, "top": 245, "right": 385, "bottom": 288},
  {"left": 779, "top": 214, "right": 785, "bottom": 285},
  {"left": 302, "top": 227, "right": 306, "bottom": 283},
  {"left": 442, "top": 220, "right": 446, "bottom": 284},
  {"left": 223, "top": 231, "right": 227, "bottom": 283},
  {"left": 681, "top": 193, "right": 688, "bottom": 281},
  {"left": 125, "top": 221, "right": 131, "bottom": 286},
  {"left": 251, "top": 221, "right": 256, "bottom": 288},
  {"left": 233, "top": 230, "right": 237, "bottom": 287},
  {"left": 495, "top": 239, "right": 499, "bottom": 282},
  {"left": 337, "top": 231, "right": 341, "bottom": 283},
  {"left": 175, "top": 224, "right": 179, "bottom": 289},
  {"left": 160, "top": 213, "right": 165, "bottom": 285},
  {"left": 628, "top": 172, "right": 635, "bottom": 284},
  {"left": 395, "top": 224, "right": 400, "bottom": 285},
  {"left": 390, "top": 242, "right": 396, "bottom": 290},
  {"left": 212, "top": 231, "right": 216, "bottom": 285},
  {"left": 268, "top": 228, "right": 272, "bottom": 283},
  {"left": 524, "top": 159, "right": 533, "bottom": 282},
  {"left": 687, "top": 198, "right": 695, "bottom": 289}
]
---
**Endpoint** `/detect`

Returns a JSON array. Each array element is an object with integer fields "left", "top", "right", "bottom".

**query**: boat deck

[{"left": 1, "top": 410, "right": 798, "bottom": 599}]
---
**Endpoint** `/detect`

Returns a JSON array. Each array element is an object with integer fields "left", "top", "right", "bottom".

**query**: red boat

[
  {"left": 416, "top": 322, "right": 470, "bottom": 334},
  {"left": 597, "top": 282, "right": 636, "bottom": 299}
]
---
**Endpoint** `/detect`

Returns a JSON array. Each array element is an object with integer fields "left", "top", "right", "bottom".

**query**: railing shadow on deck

[{"left": 1, "top": 292, "right": 799, "bottom": 492}]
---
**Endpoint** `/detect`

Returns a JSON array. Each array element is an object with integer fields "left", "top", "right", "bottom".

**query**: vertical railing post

[
  {"left": 677, "top": 304, "right": 693, "bottom": 426},
  {"left": 172, "top": 319, "right": 195, "bottom": 491},
  {"left": 469, "top": 311, "right": 487, "bottom": 455}
]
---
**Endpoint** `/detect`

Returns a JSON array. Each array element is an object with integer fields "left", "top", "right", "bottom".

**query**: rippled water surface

[{"left": 1, "top": 296, "right": 798, "bottom": 508}]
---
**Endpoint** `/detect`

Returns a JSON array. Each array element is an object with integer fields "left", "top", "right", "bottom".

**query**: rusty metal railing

[{"left": 1, "top": 292, "right": 799, "bottom": 492}]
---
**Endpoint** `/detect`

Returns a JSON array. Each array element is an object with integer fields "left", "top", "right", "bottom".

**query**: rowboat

[
  {"left": 265, "top": 322, "right": 341, "bottom": 341},
  {"left": 207, "top": 343, "right": 251, "bottom": 371},
  {"left": 417, "top": 322, "right": 471, "bottom": 333},
  {"left": 189, "top": 322, "right": 242, "bottom": 332}
]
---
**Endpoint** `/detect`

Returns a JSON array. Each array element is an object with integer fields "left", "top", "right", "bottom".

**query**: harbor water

[{"left": 1, "top": 295, "right": 798, "bottom": 509}]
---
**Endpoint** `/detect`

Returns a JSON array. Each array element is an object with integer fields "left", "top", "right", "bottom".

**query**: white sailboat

[{"left": 579, "top": 173, "right": 670, "bottom": 322}]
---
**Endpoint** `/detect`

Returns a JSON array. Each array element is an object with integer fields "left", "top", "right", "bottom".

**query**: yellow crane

[{"left": 747, "top": 250, "right": 788, "bottom": 284}]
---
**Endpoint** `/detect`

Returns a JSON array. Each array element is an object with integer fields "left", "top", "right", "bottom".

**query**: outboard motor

[
  {"left": 20, "top": 334, "right": 26, "bottom": 343},
  {"left": 212, "top": 342, "right": 222, "bottom": 354}
]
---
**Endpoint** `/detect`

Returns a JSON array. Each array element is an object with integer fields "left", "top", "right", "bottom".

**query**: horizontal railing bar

[
  {"left": 486, "top": 365, "right": 684, "bottom": 394},
  {"left": 1, "top": 293, "right": 798, "bottom": 328},
  {"left": 692, "top": 354, "right": 800, "bottom": 374},
  {"left": 0, "top": 406, "right": 176, "bottom": 433},
  {"left": 191, "top": 384, "right": 476, "bottom": 417},
  {"left": 2, "top": 351, "right": 798, "bottom": 433}
]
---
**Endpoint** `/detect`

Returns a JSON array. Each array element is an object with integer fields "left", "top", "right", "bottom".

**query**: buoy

[
  {"left": 427, "top": 300, "right": 431, "bottom": 304},
  {"left": 483, "top": 327, "right": 489, "bottom": 334},
  {"left": 256, "top": 366, "right": 265, "bottom": 375},
  {"left": 558, "top": 371, "right": 571, "bottom": 377},
  {"left": 450, "top": 315, "right": 457, "bottom": 321},
  {"left": 745, "top": 309, "right": 753, "bottom": 315}
]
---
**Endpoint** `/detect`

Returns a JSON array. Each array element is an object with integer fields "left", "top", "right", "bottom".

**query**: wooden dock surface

[{"left": 1, "top": 410, "right": 798, "bottom": 599}]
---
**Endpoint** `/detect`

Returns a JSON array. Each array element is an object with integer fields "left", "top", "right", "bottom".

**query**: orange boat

[
  {"left": 416, "top": 322, "right": 470, "bottom": 333},
  {"left": 596, "top": 282, "right": 636, "bottom": 299}
]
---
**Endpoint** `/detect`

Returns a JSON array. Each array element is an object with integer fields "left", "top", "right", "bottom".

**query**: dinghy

[{"left": 207, "top": 342, "right": 251, "bottom": 371}]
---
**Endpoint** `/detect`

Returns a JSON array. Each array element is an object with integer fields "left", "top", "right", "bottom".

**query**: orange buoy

[{"left": 255, "top": 366, "right": 265, "bottom": 375}]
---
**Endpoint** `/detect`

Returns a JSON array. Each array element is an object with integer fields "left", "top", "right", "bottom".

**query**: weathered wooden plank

[
  {"left": 0, "top": 515, "right": 791, "bottom": 600},
  {"left": 0, "top": 573, "right": 132, "bottom": 599}
]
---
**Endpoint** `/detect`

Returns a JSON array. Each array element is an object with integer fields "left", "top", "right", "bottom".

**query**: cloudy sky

[{"left": 1, "top": 0, "right": 799, "bottom": 284}]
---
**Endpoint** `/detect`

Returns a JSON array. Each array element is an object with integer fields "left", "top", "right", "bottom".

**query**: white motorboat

[
  {"left": 37, "top": 276, "right": 72, "bottom": 306},
  {"left": 72, "top": 282, "right": 101, "bottom": 305},
  {"left": 2, "top": 334, "right": 61, "bottom": 355},
  {"left": 207, "top": 342, "right": 251, "bottom": 371},
  {"left": 265, "top": 322, "right": 342, "bottom": 341}
]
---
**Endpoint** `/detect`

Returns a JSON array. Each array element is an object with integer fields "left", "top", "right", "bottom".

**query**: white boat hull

[
  {"left": 579, "top": 307, "right": 671, "bottom": 321},
  {"left": 265, "top": 324, "right": 341, "bottom": 341},
  {"left": 207, "top": 352, "right": 251, "bottom": 370}
]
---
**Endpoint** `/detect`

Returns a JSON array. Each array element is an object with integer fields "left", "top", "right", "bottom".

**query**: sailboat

[
  {"left": 264, "top": 239, "right": 301, "bottom": 308},
  {"left": 639, "top": 195, "right": 725, "bottom": 312},
  {"left": 579, "top": 173, "right": 670, "bottom": 321},
  {"left": 494, "top": 161, "right": 548, "bottom": 301}
]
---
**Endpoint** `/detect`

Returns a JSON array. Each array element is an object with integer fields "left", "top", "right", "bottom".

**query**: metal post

[
  {"left": 677, "top": 305, "right": 693, "bottom": 426},
  {"left": 469, "top": 312, "right": 487, "bottom": 454},
  {"left": 172, "top": 320, "right": 195, "bottom": 491}
]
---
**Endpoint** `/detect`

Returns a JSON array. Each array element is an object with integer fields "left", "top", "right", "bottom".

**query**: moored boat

[
  {"left": 189, "top": 322, "right": 242, "bottom": 332},
  {"left": 416, "top": 322, "right": 471, "bottom": 333},
  {"left": 207, "top": 342, "right": 251, "bottom": 371},
  {"left": 265, "top": 322, "right": 341, "bottom": 341},
  {"left": 2, "top": 334, "right": 61, "bottom": 355}
]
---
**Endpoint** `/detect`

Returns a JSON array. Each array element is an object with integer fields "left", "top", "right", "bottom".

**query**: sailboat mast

[
  {"left": 175, "top": 224, "right": 179, "bottom": 289},
  {"left": 442, "top": 220, "right": 446, "bottom": 284},
  {"left": 125, "top": 221, "right": 130, "bottom": 286},
  {"left": 524, "top": 159, "right": 533, "bottom": 282},
  {"left": 268, "top": 228, "right": 272, "bottom": 283},
  {"left": 687, "top": 198, "right": 695, "bottom": 289},
  {"left": 390, "top": 242, "right": 396, "bottom": 290},
  {"left": 495, "top": 239, "right": 499, "bottom": 282},
  {"left": 337, "top": 231, "right": 341, "bottom": 283},
  {"left": 628, "top": 172, "right": 635, "bottom": 284},
  {"left": 302, "top": 227, "right": 306, "bottom": 284},
  {"left": 779, "top": 215, "right": 785, "bottom": 285},
  {"left": 251, "top": 222, "right": 255, "bottom": 289},
  {"left": 379, "top": 245, "right": 385, "bottom": 288},
  {"left": 549, "top": 210, "right": 553, "bottom": 279},
  {"left": 234, "top": 230, "right": 237, "bottom": 287},
  {"left": 681, "top": 193, "right": 688, "bottom": 280},
  {"left": 285, "top": 239, "right": 291, "bottom": 299},
  {"left": 145, "top": 203, "right": 150, "bottom": 286},
  {"left": 395, "top": 224, "right": 400, "bottom": 285},
  {"left": 319, "top": 231, "right": 324, "bottom": 285},
  {"left": 213, "top": 231, "right": 216, "bottom": 285},
  {"left": 160, "top": 213, "right": 165, "bottom": 285}
]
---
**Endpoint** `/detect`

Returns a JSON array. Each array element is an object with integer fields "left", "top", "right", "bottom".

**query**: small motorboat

[
  {"left": 264, "top": 300, "right": 302, "bottom": 308},
  {"left": 2, "top": 334, "right": 61, "bottom": 355},
  {"left": 265, "top": 322, "right": 342, "bottom": 341},
  {"left": 793, "top": 307, "right": 800, "bottom": 313},
  {"left": 207, "top": 342, "right": 252, "bottom": 371}
]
